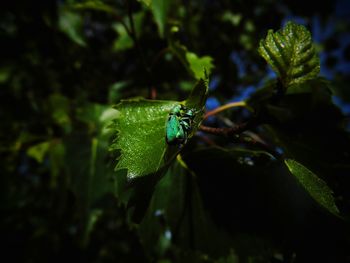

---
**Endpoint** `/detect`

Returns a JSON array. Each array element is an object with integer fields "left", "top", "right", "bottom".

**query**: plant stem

[
  {"left": 204, "top": 101, "right": 252, "bottom": 119},
  {"left": 199, "top": 123, "right": 249, "bottom": 137},
  {"left": 199, "top": 124, "right": 282, "bottom": 159}
]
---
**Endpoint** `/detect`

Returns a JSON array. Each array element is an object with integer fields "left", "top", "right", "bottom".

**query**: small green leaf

[
  {"left": 0, "top": 66, "right": 11, "bottom": 83},
  {"left": 112, "top": 12, "right": 144, "bottom": 52},
  {"left": 186, "top": 52, "right": 214, "bottom": 80},
  {"left": 110, "top": 79, "right": 208, "bottom": 180},
  {"left": 58, "top": 8, "right": 86, "bottom": 46},
  {"left": 258, "top": 21, "right": 320, "bottom": 88},
  {"left": 49, "top": 94, "right": 71, "bottom": 134},
  {"left": 151, "top": 0, "right": 170, "bottom": 38},
  {"left": 138, "top": 0, "right": 151, "bottom": 7},
  {"left": 73, "top": 0, "right": 118, "bottom": 15},
  {"left": 284, "top": 159, "right": 339, "bottom": 216},
  {"left": 169, "top": 41, "right": 214, "bottom": 80},
  {"left": 112, "top": 23, "right": 133, "bottom": 51},
  {"left": 27, "top": 141, "right": 50, "bottom": 163}
]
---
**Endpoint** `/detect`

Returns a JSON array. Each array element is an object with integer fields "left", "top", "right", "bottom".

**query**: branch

[
  {"left": 204, "top": 101, "right": 253, "bottom": 119},
  {"left": 199, "top": 124, "right": 282, "bottom": 159},
  {"left": 199, "top": 122, "right": 249, "bottom": 137}
]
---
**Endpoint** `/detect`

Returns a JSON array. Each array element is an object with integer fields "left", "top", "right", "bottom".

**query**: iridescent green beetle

[{"left": 165, "top": 104, "right": 196, "bottom": 146}]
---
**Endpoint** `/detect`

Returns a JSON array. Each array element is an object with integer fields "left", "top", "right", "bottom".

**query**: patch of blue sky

[
  {"left": 230, "top": 51, "right": 246, "bottom": 78},
  {"left": 229, "top": 84, "right": 256, "bottom": 102},
  {"left": 204, "top": 96, "right": 221, "bottom": 124},
  {"left": 281, "top": 15, "right": 308, "bottom": 27},
  {"left": 205, "top": 96, "right": 221, "bottom": 111},
  {"left": 332, "top": 96, "right": 350, "bottom": 115},
  {"left": 257, "top": 67, "right": 277, "bottom": 87},
  {"left": 209, "top": 74, "right": 220, "bottom": 91},
  {"left": 311, "top": 15, "right": 335, "bottom": 43}
]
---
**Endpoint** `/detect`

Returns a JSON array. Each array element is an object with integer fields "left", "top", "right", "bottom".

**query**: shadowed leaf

[{"left": 285, "top": 159, "right": 339, "bottom": 216}]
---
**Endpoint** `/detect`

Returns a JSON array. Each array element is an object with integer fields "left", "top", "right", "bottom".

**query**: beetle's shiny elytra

[{"left": 165, "top": 104, "right": 196, "bottom": 145}]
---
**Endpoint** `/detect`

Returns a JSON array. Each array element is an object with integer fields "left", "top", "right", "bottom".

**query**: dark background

[{"left": 1, "top": 0, "right": 350, "bottom": 262}]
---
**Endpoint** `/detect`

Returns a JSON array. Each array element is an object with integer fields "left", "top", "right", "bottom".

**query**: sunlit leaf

[
  {"left": 284, "top": 159, "right": 339, "bottom": 216},
  {"left": 258, "top": 21, "right": 320, "bottom": 88},
  {"left": 27, "top": 141, "right": 50, "bottom": 163},
  {"left": 169, "top": 41, "right": 214, "bottom": 80},
  {"left": 186, "top": 52, "right": 214, "bottom": 80},
  {"left": 110, "top": 79, "right": 208, "bottom": 180}
]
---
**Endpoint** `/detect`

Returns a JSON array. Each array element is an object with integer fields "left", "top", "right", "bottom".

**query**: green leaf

[
  {"left": 112, "top": 12, "right": 144, "bottom": 52},
  {"left": 112, "top": 23, "right": 133, "bottom": 51},
  {"left": 0, "top": 66, "right": 11, "bottom": 83},
  {"left": 27, "top": 141, "right": 50, "bottom": 163},
  {"left": 185, "top": 78, "right": 209, "bottom": 112},
  {"left": 138, "top": 0, "right": 151, "bottom": 7},
  {"left": 49, "top": 93, "right": 72, "bottom": 134},
  {"left": 110, "top": 79, "right": 208, "bottom": 181},
  {"left": 72, "top": 0, "right": 118, "bottom": 15},
  {"left": 110, "top": 99, "right": 178, "bottom": 180},
  {"left": 284, "top": 159, "right": 339, "bottom": 216},
  {"left": 186, "top": 52, "right": 214, "bottom": 80},
  {"left": 139, "top": 160, "right": 234, "bottom": 258},
  {"left": 58, "top": 8, "right": 86, "bottom": 46},
  {"left": 151, "top": 0, "right": 170, "bottom": 38},
  {"left": 66, "top": 104, "right": 118, "bottom": 217},
  {"left": 258, "top": 21, "right": 320, "bottom": 88},
  {"left": 169, "top": 41, "right": 214, "bottom": 80}
]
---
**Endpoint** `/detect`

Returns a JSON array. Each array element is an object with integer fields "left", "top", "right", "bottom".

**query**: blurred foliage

[{"left": 1, "top": 0, "right": 350, "bottom": 263}]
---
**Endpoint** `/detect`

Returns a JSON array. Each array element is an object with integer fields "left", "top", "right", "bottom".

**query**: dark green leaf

[
  {"left": 138, "top": 0, "right": 151, "bottom": 7},
  {"left": 151, "top": 0, "right": 171, "bottom": 38},
  {"left": 49, "top": 93, "right": 72, "bottom": 134},
  {"left": 58, "top": 8, "right": 86, "bottom": 46},
  {"left": 72, "top": 0, "right": 118, "bottom": 15},
  {"left": 139, "top": 160, "right": 234, "bottom": 258},
  {"left": 284, "top": 159, "right": 339, "bottom": 216},
  {"left": 67, "top": 104, "right": 118, "bottom": 210}
]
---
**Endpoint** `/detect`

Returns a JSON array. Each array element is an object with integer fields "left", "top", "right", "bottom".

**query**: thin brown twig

[
  {"left": 199, "top": 123, "right": 282, "bottom": 158},
  {"left": 199, "top": 122, "right": 249, "bottom": 137}
]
